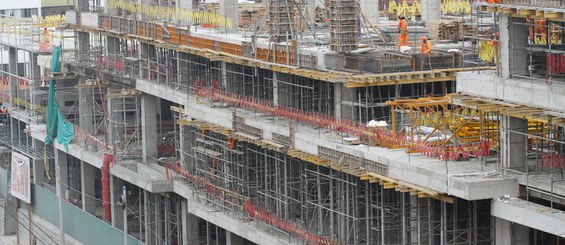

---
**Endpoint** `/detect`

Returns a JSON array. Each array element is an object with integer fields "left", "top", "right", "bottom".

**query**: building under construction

[{"left": 0, "top": 0, "right": 564, "bottom": 244}]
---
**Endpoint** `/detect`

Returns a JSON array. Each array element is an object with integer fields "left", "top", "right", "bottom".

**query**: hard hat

[{"left": 422, "top": 36, "right": 428, "bottom": 41}]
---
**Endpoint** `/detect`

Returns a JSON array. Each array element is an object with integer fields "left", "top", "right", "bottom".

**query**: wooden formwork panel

[
  {"left": 179, "top": 29, "right": 189, "bottom": 46},
  {"left": 155, "top": 25, "right": 162, "bottom": 40},
  {"left": 191, "top": 37, "right": 214, "bottom": 50},
  {"left": 167, "top": 27, "right": 180, "bottom": 44},
  {"left": 256, "top": 48, "right": 271, "bottom": 62},
  {"left": 219, "top": 42, "right": 243, "bottom": 56},
  {"left": 147, "top": 24, "right": 155, "bottom": 39},
  {"left": 137, "top": 24, "right": 147, "bottom": 37},
  {"left": 103, "top": 18, "right": 110, "bottom": 30}
]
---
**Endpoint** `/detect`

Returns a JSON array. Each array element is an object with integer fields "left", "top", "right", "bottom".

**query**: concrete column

[
  {"left": 54, "top": 149, "right": 69, "bottom": 191},
  {"left": 144, "top": 190, "right": 153, "bottom": 244},
  {"left": 501, "top": 115, "right": 528, "bottom": 170},
  {"left": 107, "top": 97, "right": 116, "bottom": 145},
  {"left": 178, "top": 0, "right": 193, "bottom": 26},
  {"left": 273, "top": 72, "right": 279, "bottom": 106},
  {"left": 32, "top": 159, "right": 45, "bottom": 186},
  {"left": 77, "top": 32, "right": 90, "bottom": 63},
  {"left": 500, "top": 15, "right": 528, "bottom": 79},
  {"left": 8, "top": 47, "right": 17, "bottom": 107},
  {"left": 106, "top": 36, "right": 118, "bottom": 55},
  {"left": 334, "top": 83, "right": 342, "bottom": 119},
  {"left": 409, "top": 196, "right": 420, "bottom": 243},
  {"left": 219, "top": 0, "right": 238, "bottom": 32},
  {"left": 28, "top": 53, "right": 41, "bottom": 82},
  {"left": 141, "top": 94, "right": 158, "bottom": 164},
  {"left": 110, "top": 175, "right": 124, "bottom": 228},
  {"left": 76, "top": 0, "right": 89, "bottom": 12},
  {"left": 422, "top": 0, "right": 441, "bottom": 22},
  {"left": 337, "top": 84, "right": 357, "bottom": 120},
  {"left": 226, "top": 230, "right": 245, "bottom": 245},
  {"left": 80, "top": 161, "right": 96, "bottom": 215},
  {"left": 181, "top": 200, "right": 199, "bottom": 245},
  {"left": 78, "top": 77, "right": 94, "bottom": 134},
  {"left": 359, "top": 0, "right": 379, "bottom": 26},
  {"left": 221, "top": 62, "right": 228, "bottom": 89},
  {"left": 495, "top": 218, "right": 530, "bottom": 245}
]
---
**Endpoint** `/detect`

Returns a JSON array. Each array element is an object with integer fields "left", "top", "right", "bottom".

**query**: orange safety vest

[
  {"left": 398, "top": 19, "right": 408, "bottom": 35},
  {"left": 487, "top": 0, "right": 501, "bottom": 3},
  {"left": 421, "top": 41, "right": 432, "bottom": 54},
  {"left": 535, "top": 20, "right": 547, "bottom": 37}
]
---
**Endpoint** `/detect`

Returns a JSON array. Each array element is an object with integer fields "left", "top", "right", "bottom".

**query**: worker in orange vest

[
  {"left": 398, "top": 16, "right": 408, "bottom": 47},
  {"left": 487, "top": 0, "right": 501, "bottom": 3},
  {"left": 534, "top": 20, "right": 547, "bottom": 44},
  {"left": 489, "top": 32, "right": 499, "bottom": 47},
  {"left": 420, "top": 36, "right": 432, "bottom": 55}
]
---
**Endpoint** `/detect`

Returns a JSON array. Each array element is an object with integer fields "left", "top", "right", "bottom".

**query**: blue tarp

[{"left": 45, "top": 46, "right": 74, "bottom": 151}]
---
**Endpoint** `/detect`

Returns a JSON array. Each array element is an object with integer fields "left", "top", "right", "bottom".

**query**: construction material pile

[{"left": 426, "top": 20, "right": 461, "bottom": 42}]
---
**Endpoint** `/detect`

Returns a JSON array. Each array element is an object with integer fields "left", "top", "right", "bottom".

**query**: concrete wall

[
  {"left": 0, "top": 1, "right": 41, "bottom": 11},
  {"left": 457, "top": 71, "right": 565, "bottom": 114},
  {"left": 42, "top": 6, "right": 70, "bottom": 16}
]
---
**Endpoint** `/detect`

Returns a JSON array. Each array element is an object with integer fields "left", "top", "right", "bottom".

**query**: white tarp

[{"left": 10, "top": 152, "right": 31, "bottom": 204}]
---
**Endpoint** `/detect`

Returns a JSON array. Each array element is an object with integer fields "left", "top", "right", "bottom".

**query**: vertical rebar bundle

[{"left": 329, "top": 0, "right": 358, "bottom": 52}]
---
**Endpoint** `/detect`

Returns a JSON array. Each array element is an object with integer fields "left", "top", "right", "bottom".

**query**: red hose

[{"left": 101, "top": 153, "right": 114, "bottom": 222}]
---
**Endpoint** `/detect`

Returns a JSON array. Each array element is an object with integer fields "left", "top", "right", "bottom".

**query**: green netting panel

[
  {"left": 45, "top": 45, "right": 74, "bottom": 151},
  {"left": 32, "top": 185, "right": 143, "bottom": 245}
]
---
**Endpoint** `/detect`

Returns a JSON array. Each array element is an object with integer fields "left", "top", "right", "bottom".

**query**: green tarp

[{"left": 45, "top": 45, "right": 74, "bottom": 151}]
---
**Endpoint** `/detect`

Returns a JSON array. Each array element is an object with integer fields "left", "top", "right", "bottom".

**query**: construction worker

[
  {"left": 398, "top": 15, "right": 408, "bottom": 47},
  {"left": 489, "top": 32, "right": 499, "bottom": 47},
  {"left": 420, "top": 36, "right": 432, "bottom": 55},
  {"left": 534, "top": 20, "right": 547, "bottom": 44},
  {"left": 487, "top": 0, "right": 501, "bottom": 3}
]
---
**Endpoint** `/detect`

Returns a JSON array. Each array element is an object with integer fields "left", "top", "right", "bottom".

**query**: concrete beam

[
  {"left": 457, "top": 71, "right": 565, "bottom": 114},
  {"left": 493, "top": 198, "right": 565, "bottom": 239}
]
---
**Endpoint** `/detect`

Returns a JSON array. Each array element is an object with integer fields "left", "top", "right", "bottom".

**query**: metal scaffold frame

[
  {"left": 170, "top": 120, "right": 494, "bottom": 245},
  {"left": 106, "top": 88, "right": 142, "bottom": 161}
]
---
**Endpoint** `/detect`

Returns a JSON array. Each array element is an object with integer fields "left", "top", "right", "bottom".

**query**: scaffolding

[
  {"left": 106, "top": 88, "right": 142, "bottom": 161},
  {"left": 452, "top": 94, "right": 565, "bottom": 213},
  {"left": 168, "top": 119, "right": 496, "bottom": 244}
]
